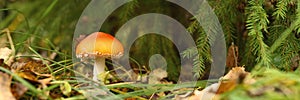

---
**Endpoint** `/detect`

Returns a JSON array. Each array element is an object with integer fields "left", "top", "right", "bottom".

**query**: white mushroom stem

[{"left": 93, "top": 57, "right": 106, "bottom": 81}]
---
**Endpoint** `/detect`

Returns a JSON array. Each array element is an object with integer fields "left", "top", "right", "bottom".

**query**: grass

[
  {"left": 0, "top": 40, "right": 212, "bottom": 99},
  {"left": 0, "top": 32, "right": 215, "bottom": 99}
]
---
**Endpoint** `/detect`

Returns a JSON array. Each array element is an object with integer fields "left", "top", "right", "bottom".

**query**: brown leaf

[
  {"left": 125, "top": 98, "right": 137, "bottom": 100},
  {"left": 0, "top": 72, "right": 16, "bottom": 100},
  {"left": 222, "top": 67, "right": 248, "bottom": 81},
  {"left": 11, "top": 83, "right": 28, "bottom": 99},
  {"left": 217, "top": 67, "right": 250, "bottom": 94},
  {"left": 17, "top": 71, "right": 37, "bottom": 82},
  {"left": 12, "top": 58, "right": 51, "bottom": 83},
  {"left": 226, "top": 43, "right": 239, "bottom": 68},
  {"left": 0, "top": 59, "right": 11, "bottom": 71},
  {"left": 13, "top": 58, "right": 53, "bottom": 89},
  {"left": 216, "top": 79, "right": 236, "bottom": 94},
  {"left": 13, "top": 58, "right": 48, "bottom": 74},
  {"left": 291, "top": 55, "right": 300, "bottom": 71},
  {"left": 183, "top": 67, "right": 253, "bottom": 100},
  {"left": 180, "top": 90, "right": 220, "bottom": 100}
]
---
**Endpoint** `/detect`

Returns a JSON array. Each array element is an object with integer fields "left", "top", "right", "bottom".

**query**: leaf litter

[
  {"left": 0, "top": 72, "right": 16, "bottom": 100},
  {"left": 0, "top": 37, "right": 299, "bottom": 100}
]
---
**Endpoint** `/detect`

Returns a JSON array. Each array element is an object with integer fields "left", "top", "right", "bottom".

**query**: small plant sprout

[{"left": 76, "top": 32, "right": 124, "bottom": 81}]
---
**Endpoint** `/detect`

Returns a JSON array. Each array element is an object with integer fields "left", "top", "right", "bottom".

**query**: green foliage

[
  {"left": 0, "top": 0, "right": 90, "bottom": 99},
  {"left": 1, "top": 0, "right": 90, "bottom": 55},
  {"left": 221, "top": 69, "right": 300, "bottom": 100},
  {"left": 265, "top": 0, "right": 300, "bottom": 70},
  {"left": 273, "top": 0, "right": 289, "bottom": 19},
  {"left": 210, "top": 0, "right": 242, "bottom": 44},
  {"left": 183, "top": 21, "right": 211, "bottom": 78},
  {"left": 2, "top": 0, "right": 300, "bottom": 99},
  {"left": 246, "top": 0, "right": 272, "bottom": 68},
  {"left": 182, "top": 0, "right": 300, "bottom": 76},
  {"left": 182, "top": 0, "right": 247, "bottom": 78}
]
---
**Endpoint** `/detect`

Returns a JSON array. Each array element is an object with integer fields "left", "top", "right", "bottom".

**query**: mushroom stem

[{"left": 93, "top": 57, "right": 106, "bottom": 81}]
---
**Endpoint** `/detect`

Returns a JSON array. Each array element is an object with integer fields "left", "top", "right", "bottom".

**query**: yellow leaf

[{"left": 60, "top": 82, "right": 72, "bottom": 96}]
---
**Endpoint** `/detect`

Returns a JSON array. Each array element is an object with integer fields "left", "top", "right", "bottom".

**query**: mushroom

[{"left": 76, "top": 32, "right": 124, "bottom": 81}]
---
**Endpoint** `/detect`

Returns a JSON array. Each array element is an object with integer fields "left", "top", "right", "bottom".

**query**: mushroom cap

[{"left": 76, "top": 32, "right": 124, "bottom": 58}]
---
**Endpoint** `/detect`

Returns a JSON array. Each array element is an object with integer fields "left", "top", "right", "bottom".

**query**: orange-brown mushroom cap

[{"left": 76, "top": 32, "right": 124, "bottom": 58}]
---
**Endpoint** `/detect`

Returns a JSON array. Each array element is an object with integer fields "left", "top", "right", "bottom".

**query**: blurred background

[{"left": 1, "top": 0, "right": 300, "bottom": 82}]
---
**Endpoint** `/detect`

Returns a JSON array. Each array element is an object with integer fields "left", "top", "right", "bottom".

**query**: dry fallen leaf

[
  {"left": 0, "top": 72, "right": 16, "bottom": 100},
  {"left": 226, "top": 43, "right": 238, "bottom": 68},
  {"left": 12, "top": 58, "right": 52, "bottom": 84},
  {"left": 181, "top": 67, "right": 254, "bottom": 100},
  {"left": 0, "top": 59, "right": 11, "bottom": 71},
  {"left": 11, "top": 82, "right": 28, "bottom": 99},
  {"left": 16, "top": 71, "right": 37, "bottom": 82},
  {"left": 0, "top": 47, "right": 13, "bottom": 65},
  {"left": 12, "top": 58, "right": 49, "bottom": 74},
  {"left": 176, "top": 88, "right": 220, "bottom": 100},
  {"left": 11, "top": 58, "right": 53, "bottom": 98},
  {"left": 148, "top": 68, "right": 167, "bottom": 84},
  {"left": 188, "top": 89, "right": 220, "bottom": 100},
  {"left": 125, "top": 98, "right": 137, "bottom": 100},
  {"left": 217, "top": 67, "right": 250, "bottom": 94},
  {"left": 0, "top": 47, "right": 12, "bottom": 59},
  {"left": 291, "top": 55, "right": 300, "bottom": 71}
]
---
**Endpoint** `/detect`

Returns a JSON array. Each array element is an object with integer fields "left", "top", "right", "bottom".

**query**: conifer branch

[{"left": 246, "top": 0, "right": 272, "bottom": 68}]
